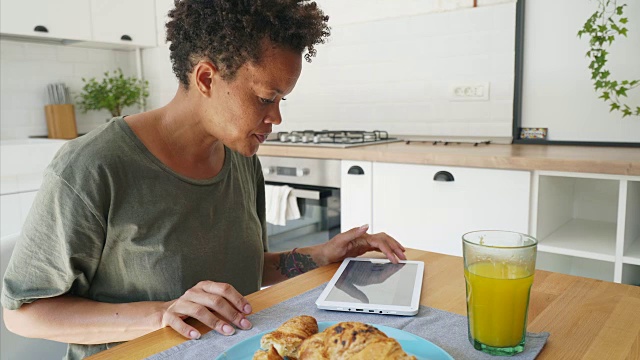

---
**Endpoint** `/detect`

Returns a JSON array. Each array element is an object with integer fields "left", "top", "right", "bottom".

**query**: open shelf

[
  {"left": 536, "top": 251, "right": 614, "bottom": 282},
  {"left": 623, "top": 237, "right": 640, "bottom": 266},
  {"left": 622, "top": 264, "right": 640, "bottom": 286},
  {"left": 623, "top": 181, "right": 640, "bottom": 266},
  {"left": 537, "top": 219, "right": 616, "bottom": 262}
]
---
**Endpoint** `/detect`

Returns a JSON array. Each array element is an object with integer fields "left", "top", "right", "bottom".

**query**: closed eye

[{"left": 259, "top": 97, "right": 286, "bottom": 104}]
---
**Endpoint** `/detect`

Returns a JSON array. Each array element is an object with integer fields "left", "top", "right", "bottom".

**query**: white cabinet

[
  {"left": 532, "top": 171, "right": 640, "bottom": 285},
  {"left": 372, "top": 163, "right": 531, "bottom": 256},
  {"left": 90, "top": 0, "right": 157, "bottom": 47},
  {"left": 0, "top": 0, "right": 91, "bottom": 41},
  {"left": 341, "top": 161, "right": 372, "bottom": 231}
]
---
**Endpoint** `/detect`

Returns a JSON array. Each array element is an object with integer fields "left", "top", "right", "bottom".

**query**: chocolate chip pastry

[{"left": 298, "top": 322, "right": 417, "bottom": 360}]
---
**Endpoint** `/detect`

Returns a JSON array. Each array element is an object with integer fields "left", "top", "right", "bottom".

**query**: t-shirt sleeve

[
  {"left": 1, "top": 171, "right": 106, "bottom": 310},
  {"left": 255, "top": 157, "right": 268, "bottom": 252}
]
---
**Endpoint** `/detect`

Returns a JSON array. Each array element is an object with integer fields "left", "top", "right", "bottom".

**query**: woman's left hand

[{"left": 320, "top": 224, "right": 407, "bottom": 265}]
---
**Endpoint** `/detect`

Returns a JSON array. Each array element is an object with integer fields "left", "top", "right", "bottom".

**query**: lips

[{"left": 254, "top": 134, "right": 269, "bottom": 143}]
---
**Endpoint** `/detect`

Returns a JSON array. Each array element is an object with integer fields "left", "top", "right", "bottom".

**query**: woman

[{"left": 1, "top": 1, "right": 406, "bottom": 359}]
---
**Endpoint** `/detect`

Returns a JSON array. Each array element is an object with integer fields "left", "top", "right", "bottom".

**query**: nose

[{"left": 264, "top": 104, "right": 282, "bottom": 125}]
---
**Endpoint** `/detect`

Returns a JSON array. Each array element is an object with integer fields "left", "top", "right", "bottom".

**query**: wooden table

[{"left": 89, "top": 249, "right": 640, "bottom": 359}]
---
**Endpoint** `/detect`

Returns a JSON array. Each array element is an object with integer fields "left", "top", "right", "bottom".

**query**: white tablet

[{"left": 316, "top": 257, "right": 424, "bottom": 316}]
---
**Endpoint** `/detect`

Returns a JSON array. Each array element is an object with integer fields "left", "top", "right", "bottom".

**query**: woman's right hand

[{"left": 162, "top": 281, "right": 253, "bottom": 339}]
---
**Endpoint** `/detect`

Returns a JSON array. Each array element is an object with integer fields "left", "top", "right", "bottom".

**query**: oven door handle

[{"left": 290, "top": 188, "right": 321, "bottom": 200}]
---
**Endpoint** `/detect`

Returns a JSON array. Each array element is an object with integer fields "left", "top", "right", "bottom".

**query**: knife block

[{"left": 45, "top": 104, "right": 78, "bottom": 139}]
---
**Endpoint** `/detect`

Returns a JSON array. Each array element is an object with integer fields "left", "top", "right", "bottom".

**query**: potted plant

[{"left": 77, "top": 68, "right": 149, "bottom": 119}]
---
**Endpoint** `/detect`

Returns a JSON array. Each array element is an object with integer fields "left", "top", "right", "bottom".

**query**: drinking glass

[{"left": 463, "top": 230, "right": 537, "bottom": 356}]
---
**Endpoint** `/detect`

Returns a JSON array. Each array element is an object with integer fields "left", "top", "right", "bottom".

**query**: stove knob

[
  {"left": 301, "top": 135, "right": 309, "bottom": 143},
  {"left": 290, "top": 135, "right": 299, "bottom": 143},
  {"left": 296, "top": 168, "right": 310, "bottom": 177},
  {"left": 313, "top": 135, "right": 320, "bottom": 143},
  {"left": 279, "top": 134, "right": 288, "bottom": 142},
  {"left": 262, "top": 166, "right": 275, "bottom": 175}
]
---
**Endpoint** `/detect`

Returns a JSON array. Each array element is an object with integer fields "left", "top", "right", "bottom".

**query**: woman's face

[{"left": 198, "top": 42, "right": 303, "bottom": 157}]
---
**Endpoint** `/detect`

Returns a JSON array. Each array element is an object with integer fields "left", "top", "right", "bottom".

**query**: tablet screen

[{"left": 324, "top": 260, "right": 418, "bottom": 306}]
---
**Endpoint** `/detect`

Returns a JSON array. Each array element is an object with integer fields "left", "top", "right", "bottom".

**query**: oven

[{"left": 259, "top": 156, "right": 341, "bottom": 252}]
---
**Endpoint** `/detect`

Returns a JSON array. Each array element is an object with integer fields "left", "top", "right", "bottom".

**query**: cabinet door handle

[
  {"left": 120, "top": 35, "right": 133, "bottom": 41},
  {"left": 34, "top": 25, "right": 49, "bottom": 33},
  {"left": 348, "top": 166, "right": 365, "bottom": 175},
  {"left": 433, "top": 171, "right": 454, "bottom": 182}
]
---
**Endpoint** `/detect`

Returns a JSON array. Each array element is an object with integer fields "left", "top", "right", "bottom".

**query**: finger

[
  {"left": 187, "top": 290, "right": 252, "bottom": 330},
  {"left": 332, "top": 224, "right": 369, "bottom": 245},
  {"left": 172, "top": 300, "right": 236, "bottom": 336},
  {"left": 201, "top": 281, "right": 252, "bottom": 315},
  {"left": 163, "top": 311, "right": 202, "bottom": 340},
  {"left": 369, "top": 239, "right": 399, "bottom": 264},
  {"left": 372, "top": 234, "right": 407, "bottom": 261},
  {"left": 393, "top": 245, "right": 407, "bottom": 261}
]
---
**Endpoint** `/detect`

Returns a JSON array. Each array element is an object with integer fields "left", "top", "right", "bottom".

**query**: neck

[
  {"left": 155, "top": 88, "right": 223, "bottom": 164},
  {"left": 125, "top": 88, "right": 225, "bottom": 179}
]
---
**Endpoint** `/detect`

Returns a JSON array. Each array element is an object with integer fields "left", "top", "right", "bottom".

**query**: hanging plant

[{"left": 577, "top": 0, "right": 639, "bottom": 117}]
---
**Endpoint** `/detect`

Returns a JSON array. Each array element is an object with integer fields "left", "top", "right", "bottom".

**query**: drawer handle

[
  {"left": 34, "top": 25, "right": 49, "bottom": 33},
  {"left": 433, "top": 171, "right": 454, "bottom": 182},
  {"left": 348, "top": 166, "right": 364, "bottom": 175},
  {"left": 121, "top": 34, "right": 133, "bottom": 41}
]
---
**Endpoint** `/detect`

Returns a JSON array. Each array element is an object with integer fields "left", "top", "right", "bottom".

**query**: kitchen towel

[
  {"left": 265, "top": 184, "right": 301, "bottom": 226},
  {"left": 146, "top": 284, "right": 549, "bottom": 360}
]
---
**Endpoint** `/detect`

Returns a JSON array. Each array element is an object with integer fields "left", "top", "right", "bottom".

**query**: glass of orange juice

[{"left": 463, "top": 230, "right": 537, "bottom": 356}]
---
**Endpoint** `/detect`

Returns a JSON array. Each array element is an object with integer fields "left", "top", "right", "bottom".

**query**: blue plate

[{"left": 216, "top": 321, "right": 453, "bottom": 360}]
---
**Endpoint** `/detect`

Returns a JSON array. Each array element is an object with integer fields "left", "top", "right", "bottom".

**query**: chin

[{"left": 231, "top": 143, "right": 259, "bottom": 157}]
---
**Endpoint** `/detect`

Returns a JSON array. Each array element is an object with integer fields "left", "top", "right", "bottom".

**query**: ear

[{"left": 192, "top": 61, "right": 219, "bottom": 96}]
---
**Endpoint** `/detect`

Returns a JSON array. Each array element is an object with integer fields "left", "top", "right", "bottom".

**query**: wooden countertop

[
  {"left": 257, "top": 142, "right": 640, "bottom": 176},
  {"left": 89, "top": 249, "right": 640, "bottom": 359}
]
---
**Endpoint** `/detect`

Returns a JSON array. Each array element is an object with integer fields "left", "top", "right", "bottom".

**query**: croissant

[
  {"left": 260, "top": 315, "right": 319, "bottom": 359},
  {"left": 252, "top": 345, "right": 284, "bottom": 360},
  {"left": 298, "top": 322, "right": 416, "bottom": 360}
]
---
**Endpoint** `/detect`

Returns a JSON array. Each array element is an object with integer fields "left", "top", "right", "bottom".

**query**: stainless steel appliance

[
  {"left": 263, "top": 130, "right": 401, "bottom": 148},
  {"left": 260, "top": 156, "right": 341, "bottom": 252}
]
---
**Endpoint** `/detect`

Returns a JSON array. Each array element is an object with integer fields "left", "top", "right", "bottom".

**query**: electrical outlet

[{"left": 449, "top": 82, "right": 490, "bottom": 101}]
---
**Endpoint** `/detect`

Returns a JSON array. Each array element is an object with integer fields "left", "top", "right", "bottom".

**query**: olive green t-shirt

[{"left": 1, "top": 117, "right": 267, "bottom": 359}]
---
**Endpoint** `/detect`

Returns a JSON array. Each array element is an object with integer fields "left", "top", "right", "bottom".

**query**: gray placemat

[{"left": 147, "top": 284, "right": 549, "bottom": 360}]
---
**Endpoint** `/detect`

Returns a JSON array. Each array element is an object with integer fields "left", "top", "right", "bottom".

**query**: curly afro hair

[{"left": 166, "top": 0, "right": 330, "bottom": 88}]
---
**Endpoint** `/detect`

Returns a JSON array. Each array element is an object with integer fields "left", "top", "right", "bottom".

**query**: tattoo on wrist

[{"left": 277, "top": 248, "right": 317, "bottom": 278}]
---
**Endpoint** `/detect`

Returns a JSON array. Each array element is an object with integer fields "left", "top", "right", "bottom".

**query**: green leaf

[
  {"left": 619, "top": 28, "right": 628, "bottom": 36},
  {"left": 616, "top": 87, "right": 628, "bottom": 97},
  {"left": 616, "top": 6, "right": 624, "bottom": 15},
  {"left": 609, "top": 103, "right": 620, "bottom": 112},
  {"left": 620, "top": 18, "right": 628, "bottom": 24}
]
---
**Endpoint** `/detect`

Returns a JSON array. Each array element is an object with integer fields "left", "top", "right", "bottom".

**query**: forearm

[
  {"left": 3, "top": 295, "right": 168, "bottom": 344},
  {"left": 262, "top": 245, "right": 329, "bottom": 286}
]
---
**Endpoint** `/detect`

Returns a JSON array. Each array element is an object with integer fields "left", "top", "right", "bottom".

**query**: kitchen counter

[
  {"left": 88, "top": 249, "right": 640, "bottom": 359},
  {"left": 257, "top": 142, "right": 640, "bottom": 176}
]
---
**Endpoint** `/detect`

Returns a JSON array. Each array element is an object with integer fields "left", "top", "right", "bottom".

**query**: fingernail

[
  {"left": 222, "top": 324, "right": 235, "bottom": 335},
  {"left": 244, "top": 304, "right": 252, "bottom": 314},
  {"left": 189, "top": 330, "right": 201, "bottom": 339},
  {"left": 359, "top": 224, "right": 369, "bottom": 230},
  {"left": 240, "top": 318, "right": 252, "bottom": 329}
]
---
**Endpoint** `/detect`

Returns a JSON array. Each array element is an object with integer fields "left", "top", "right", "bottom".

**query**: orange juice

[{"left": 464, "top": 261, "right": 534, "bottom": 347}]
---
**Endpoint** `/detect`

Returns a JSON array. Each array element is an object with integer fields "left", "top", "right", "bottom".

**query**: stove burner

[
  {"left": 404, "top": 140, "right": 492, "bottom": 146},
  {"left": 274, "top": 130, "right": 390, "bottom": 145}
]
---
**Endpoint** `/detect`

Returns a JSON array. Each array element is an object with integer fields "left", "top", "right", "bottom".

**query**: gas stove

[{"left": 263, "top": 130, "right": 401, "bottom": 148}]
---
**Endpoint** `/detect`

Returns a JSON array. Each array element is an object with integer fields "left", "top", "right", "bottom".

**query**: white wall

[
  {"left": 0, "top": 40, "right": 138, "bottom": 139},
  {"left": 521, "top": 0, "right": 640, "bottom": 143},
  {"left": 146, "top": 0, "right": 518, "bottom": 139}
]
